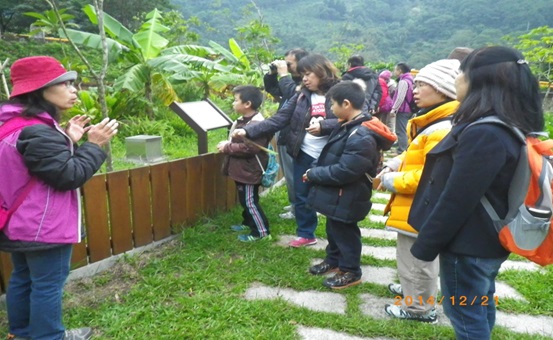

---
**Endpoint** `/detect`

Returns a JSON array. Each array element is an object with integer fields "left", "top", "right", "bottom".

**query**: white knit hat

[{"left": 414, "top": 59, "right": 460, "bottom": 100}]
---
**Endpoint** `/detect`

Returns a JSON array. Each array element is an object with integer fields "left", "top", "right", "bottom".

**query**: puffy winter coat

[
  {"left": 222, "top": 113, "right": 271, "bottom": 184},
  {"left": 306, "top": 114, "right": 379, "bottom": 223},
  {"left": 0, "top": 104, "right": 106, "bottom": 249},
  {"left": 244, "top": 87, "right": 339, "bottom": 158},
  {"left": 382, "top": 101, "right": 459, "bottom": 235}
]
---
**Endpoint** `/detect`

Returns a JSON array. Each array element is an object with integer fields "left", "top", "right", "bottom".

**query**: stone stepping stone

[
  {"left": 360, "top": 228, "right": 396, "bottom": 240},
  {"left": 297, "top": 326, "right": 393, "bottom": 340},
  {"left": 371, "top": 203, "right": 386, "bottom": 211},
  {"left": 495, "top": 311, "right": 553, "bottom": 337},
  {"left": 500, "top": 260, "right": 541, "bottom": 273},
  {"left": 372, "top": 192, "right": 391, "bottom": 200},
  {"left": 368, "top": 215, "right": 388, "bottom": 224},
  {"left": 244, "top": 282, "right": 346, "bottom": 314}
]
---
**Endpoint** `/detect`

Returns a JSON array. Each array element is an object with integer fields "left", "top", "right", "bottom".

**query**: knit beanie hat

[
  {"left": 10, "top": 56, "right": 77, "bottom": 98},
  {"left": 414, "top": 59, "right": 460, "bottom": 100},
  {"left": 379, "top": 70, "right": 392, "bottom": 80}
]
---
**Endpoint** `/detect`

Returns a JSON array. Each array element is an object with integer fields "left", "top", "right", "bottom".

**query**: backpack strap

[
  {"left": 255, "top": 154, "right": 266, "bottom": 174},
  {"left": 0, "top": 117, "right": 45, "bottom": 221},
  {"left": 465, "top": 116, "right": 530, "bottom": 229},
  {"left": 466, "top": 116, "right": 526, "bottom": 143}
]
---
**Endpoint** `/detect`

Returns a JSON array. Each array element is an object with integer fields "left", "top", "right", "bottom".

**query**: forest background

[{"left": 1, "top": 0, "right": 553, "bottom": 168}]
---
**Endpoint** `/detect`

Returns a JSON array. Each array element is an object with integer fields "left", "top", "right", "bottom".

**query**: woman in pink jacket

[{"left": 0, "top": 56, "right": 117, "bottom": 340}]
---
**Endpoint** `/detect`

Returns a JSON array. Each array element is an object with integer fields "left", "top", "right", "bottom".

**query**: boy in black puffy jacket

[{"left": 304, "top": 81, "right": 380, "bottom": 289}]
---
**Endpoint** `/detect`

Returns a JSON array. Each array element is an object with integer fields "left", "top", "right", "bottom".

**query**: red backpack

[{"left": 378, "top": 77, "right": 393, "bottom": 113}]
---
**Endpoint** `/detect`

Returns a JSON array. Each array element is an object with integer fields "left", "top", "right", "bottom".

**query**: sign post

[{"left": 170, "top": 99, "right": 233, "bottom": 154}]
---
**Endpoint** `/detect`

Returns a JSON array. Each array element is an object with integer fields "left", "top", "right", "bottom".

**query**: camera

[{"left": 269, "top": 62, "right": 278, "bottom": 74}]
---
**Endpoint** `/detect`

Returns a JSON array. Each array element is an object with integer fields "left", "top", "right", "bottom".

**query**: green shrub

[{"left": 118, "top": 116, "right": 176, "bottom": 141}]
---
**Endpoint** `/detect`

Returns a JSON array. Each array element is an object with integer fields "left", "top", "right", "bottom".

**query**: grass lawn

[{"left": 1, "top": 185, "right": 552, "bottom": 339}]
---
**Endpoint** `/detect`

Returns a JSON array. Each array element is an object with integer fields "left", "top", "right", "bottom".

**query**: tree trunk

[
  {"left": 48, "top": 0, "right": 114, "bottom": 171},
  {"left": 94, "top": 0, "right": 113, "bottom": 171},
  {"left": 145, "top": 79, "right": 154, "bottom": 119}
]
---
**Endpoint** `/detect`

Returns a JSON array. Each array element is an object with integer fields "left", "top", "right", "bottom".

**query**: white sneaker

[
  {"left": 279, "top": 211, "right": 295, "bottom": 219},
  {"left": 283, "top": 205, "right": 293, "bottom": 212}
]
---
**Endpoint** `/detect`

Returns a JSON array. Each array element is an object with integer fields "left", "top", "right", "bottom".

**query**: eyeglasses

[
  {"left": 414, "top": 82, "right": 431, "bottom": 89},
  {"left": 53, "top": 80, "right": 76, "bottom": 88}
]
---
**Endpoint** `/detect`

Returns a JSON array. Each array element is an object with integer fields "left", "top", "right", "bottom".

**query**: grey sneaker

[
  {"left": 64, "top": 327, "right": 93, "bottom": 340},
  {"left": 384, "top": 304, "right": 437, "bottom": 324},
  {"left": 388, "top": 283, "right": 404, "bottom": 297},
  {"left": 279, "top": 211, "right": 295, "bottom": 219}
]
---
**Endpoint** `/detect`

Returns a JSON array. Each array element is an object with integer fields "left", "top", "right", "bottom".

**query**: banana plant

[{"left": 63, "top": 5, "right": 225, "bottom": 118}]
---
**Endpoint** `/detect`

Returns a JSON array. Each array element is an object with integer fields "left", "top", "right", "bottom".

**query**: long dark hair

[
  {"left": 1, "top": 89, "right": 60, "bottom": 121},
  {"left": 297, "top": 54, "right": 340, "bottom": 93},
  {"left": 453, "top": 46, "right": 543, "bottom": 133}
]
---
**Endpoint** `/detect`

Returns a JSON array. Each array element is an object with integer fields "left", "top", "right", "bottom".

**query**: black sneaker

[
  {"left": 384, "top": 304, "right": 438, "bottom": 324},
  {"left": 63, "top": 328, "right": 93, "bottom": 340},
  {"left": 322, "top": 271, "right": 362, "bottom": 290},
  {"left": 309, "top": 261, "right": 339, "bottom": 275}
]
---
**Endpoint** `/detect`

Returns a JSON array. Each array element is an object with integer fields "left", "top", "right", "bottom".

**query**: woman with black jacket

[{"left": 409, "top": 46, "right": 544, "bottom": 339}]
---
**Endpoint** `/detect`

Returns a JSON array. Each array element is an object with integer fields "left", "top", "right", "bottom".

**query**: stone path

[{"left": 244, "top": 192, "right": 553, "bottom": 339}]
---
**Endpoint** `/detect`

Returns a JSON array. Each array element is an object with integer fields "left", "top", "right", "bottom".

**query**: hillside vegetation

[{"left": 173, "top": 0, "right": 553, "bottom": 67}]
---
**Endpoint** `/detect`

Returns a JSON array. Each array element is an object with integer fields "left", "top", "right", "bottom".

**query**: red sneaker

[{"left": 288, "top": 237, "right": 317, "bottom": 247}]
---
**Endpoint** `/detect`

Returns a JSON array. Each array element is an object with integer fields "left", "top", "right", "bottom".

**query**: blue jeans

[
  {"left": 277, "top": 143, "right": 295, "bottom": 208},
  {"left": 7, "top": 245, "right": 73, "bottom": 340},
  {"left": 293, "top": 150, "right": 318, "bottom": 239},
  {"left": 325, "top": 218, "right": 362, "bottom": 276},
  {"left": 439, "top": 252, "right": 508, "bottom": 340}
]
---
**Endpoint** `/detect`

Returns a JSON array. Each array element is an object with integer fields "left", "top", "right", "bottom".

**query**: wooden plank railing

[{"left": 0, "top": 153, "right": 236, "bottom": 294}]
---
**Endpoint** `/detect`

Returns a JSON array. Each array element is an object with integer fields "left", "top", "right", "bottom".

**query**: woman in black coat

[{"left": 408, "top": 46, "right": 544, "bottom": 340}]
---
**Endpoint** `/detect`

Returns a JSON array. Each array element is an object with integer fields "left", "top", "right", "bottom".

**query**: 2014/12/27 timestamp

[{"left": 393, "top": 295, "right": 500, "bottom": 306}]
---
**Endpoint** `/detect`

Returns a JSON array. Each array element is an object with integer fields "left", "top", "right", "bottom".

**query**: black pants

[
  {"left": 324, "top": 218, "right": 362, "bottom": 276},
  {"left": 236, "top": 182, "right": 270, "bottom": 237}
]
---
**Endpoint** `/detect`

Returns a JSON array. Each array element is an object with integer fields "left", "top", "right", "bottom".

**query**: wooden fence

[{"left": 0, "top": 153, "right": 237, "bottom": 294}]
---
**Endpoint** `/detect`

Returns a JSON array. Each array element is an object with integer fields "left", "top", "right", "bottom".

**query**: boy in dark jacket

[
  {"left": 304, "top": 80, "right": 380, "bottom": 289},
  {"left": 217, "top": 86, "right": 272, "bottom": 242}
]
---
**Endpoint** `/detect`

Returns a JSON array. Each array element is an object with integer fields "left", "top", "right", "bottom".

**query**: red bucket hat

[{"left": 9, "top": 56, "right": 78, "bottom": 99}]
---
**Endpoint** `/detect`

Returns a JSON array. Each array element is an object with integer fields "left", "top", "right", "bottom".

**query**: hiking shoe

[
  {"left": 230, "top": 224, "right": 248, "bottom": 232},
  {"left": 279, "top": 211, "right": 295, "bottom": 219},
  {"left": 238, "top": 234, "right": 272, "bottom": 242},
  {"left": 384, "top": 304, "right": 438, "bottom": 324},
  {"left": 309, "top": 261, "right": 339, "bottom": 275},
  {"left": 323, "top": 271, "right": 362, "bottom": 289},
  {"left": 288, "top": 237, "right": 317, "bottom": 247},
  {"left": 63, "top": 327, "right": 93, "bottom": 340},
  {"left": 388, "top": 283, "right": 404, "bottom": 297}
]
